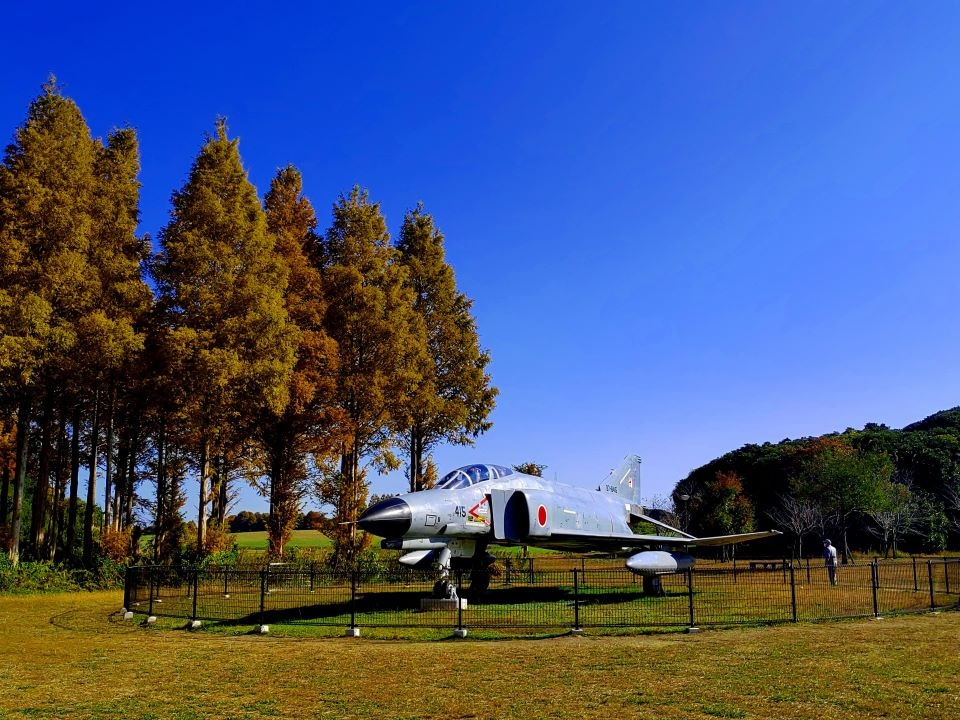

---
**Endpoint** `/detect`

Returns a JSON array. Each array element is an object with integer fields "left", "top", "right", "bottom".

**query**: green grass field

[
  {"left": 231, "top": 529, "right": 333, "bottom": 550},
  {"left": 1, "top": 591, "right": 958, "bottom": 719}
]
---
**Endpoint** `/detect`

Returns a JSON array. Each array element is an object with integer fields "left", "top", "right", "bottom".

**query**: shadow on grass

[{"left": 209, "top": 584, "right": 691, "bottom": 628}]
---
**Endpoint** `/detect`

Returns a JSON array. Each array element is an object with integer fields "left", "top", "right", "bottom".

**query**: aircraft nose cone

[{"left": 358, "top": 496, "right": 412, "bottom": 538}]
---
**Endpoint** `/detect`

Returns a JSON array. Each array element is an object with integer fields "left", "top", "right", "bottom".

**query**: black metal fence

[{"left": 124, "top": 556, "right": 960, "bottom": 635}]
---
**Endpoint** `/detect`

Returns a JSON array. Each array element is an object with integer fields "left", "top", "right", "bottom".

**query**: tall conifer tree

[
  {"left": 153, "top": 120, "right": 296, "bottom": 553},
  {"left": 318, "top": 188, "right": 418, "bottom": 564},
  {"left": 88, "top": 127, "right": 151, "bottom": 535},
  {"left": 0, "top": 79, "right": 98, "bottom": 565},
  {"left": 260, "top": 166, "right": 341, "bottom": 559},
  {"left": 72, "top": 127, "right": 150, "bottom": 562},
  {"left": 395, "top": 205, "right": 497, "bottom": 491}
]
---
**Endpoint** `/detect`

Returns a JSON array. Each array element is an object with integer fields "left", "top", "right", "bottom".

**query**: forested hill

[
  {"left": 672, "top": 407, "right": 960, "bottom": 556},
  {"left": 903, "top": 407, "right": 960, "bottom": 434}
]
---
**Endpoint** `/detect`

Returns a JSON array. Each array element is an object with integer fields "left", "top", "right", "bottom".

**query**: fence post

[
  {"left": 572, "top": 569, "right": 581, "bottom": 632},
  {"left": 223, "top": 568, "right": 229, "bottom": 598},
  {"left": 927, "top": 560, "right": 936, "bottom": 610},
  {"left": 528, "top": 557, "right": 535, "bottom": 583},
  {"left": 912, "top": 556, "right": 918, "bottom": 592},
  {"left": 259, "top": 569, "right": 267, "bottom": 628},
  {"left": 806, "top": 556, "right": 811, "bottom": 584},
  {"left": 871, "top": 559, "right": 880, "bottom": 619},
  {"left": 686, "top": 568, "right": 698, "bottom": 632},
  {"left": 456, "top": 569, "right": 465, "bottom": 635},
  {"left": 123, "top": 566, "right": 132, "bottom": 610},
  {"left": 732, "top": 556, "right": 736, "bottom": 583},
  {"left": 147, "top": 567, "right": 155, "bottom": 617},
  {"left": 789, "top": 561, "right": 798, "bottom": 623},
  {"left": 309, "top": 562, "right": 315, "bottom": 593},
  {"left": 944, "top": 558, "right": 951, "bottom": 595},
  {"left": 191, "top": 568, "right": 199, "bottom": 621},
  {"left": 350, "top": 570, "right": 357, "bottom": 630}
]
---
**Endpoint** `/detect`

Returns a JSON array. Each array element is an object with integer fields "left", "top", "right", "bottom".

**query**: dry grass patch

[{"left": 0, "top": 591, "right": 958, "bottom": 719}]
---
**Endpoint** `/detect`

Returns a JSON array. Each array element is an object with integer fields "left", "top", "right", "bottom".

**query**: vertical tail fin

[{"left": 599, "top": 455, "right": 642, "bottom": 504}]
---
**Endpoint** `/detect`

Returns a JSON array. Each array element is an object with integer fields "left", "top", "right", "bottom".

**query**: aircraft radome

[{"left": 358, "top": 456, "right": 781, "bottom": 599}]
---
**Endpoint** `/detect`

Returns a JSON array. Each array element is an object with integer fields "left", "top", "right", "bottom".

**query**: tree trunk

[
  {"left": 8, "top": 393, "right": 32, "bottom": 566},
  {"left": 123, "top": 409, "right": 142, "bottom": 532},
  {"left": 167, "top": 456, "right": 183, "bottom": 555},
  {"left": 840, "top": 522, "right": 853, "bottom": 565},
  {"left": 82, "top": 390, "right": 100, "bottom": 567},
  {"left": 154, "top": 417, "right": 166, "bottom": 563},
  {"left": 408, "top": 427, "right": 419, "bottom": 493},
  {"left": 102, "top": 386, "right": 114, "bottom": 534},
  {"left": 30, "top": 394, "right": 54, "bottom": 557},
  {"left": 197, "top": 435, "right": 209, "bottom": 553},
  {"left": 49, "top": 412, "right": 68, "bottom": 561},
  {"left": 124, "top": 450, "right": 135, "bottom": 530},
  {"left": 113, "top": 435, "right": 128, "bottom": 532},
  {"left": 218, "top": 453, "right": 227, "bottom": 527},
  {"left": 268, "top": 429, "right": 279, "bottom": 558},
  {"left": 66, "top": 406, "right": 82, "bottom": 562},
  {"left": 209, "top": 452, "right": 227, "bottom": 529},
  {"left": 1, "top": 462, "right": 10, "bottom": 530}
]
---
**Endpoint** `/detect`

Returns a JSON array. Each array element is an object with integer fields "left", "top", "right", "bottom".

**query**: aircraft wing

[
  {"left": 678, "top": 530, "right": 783, "bottom": 547},
  {"left": 515, "top": 528, "right": 781, "bottom": 553}
]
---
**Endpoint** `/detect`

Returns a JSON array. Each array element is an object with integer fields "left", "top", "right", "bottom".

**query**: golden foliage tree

[
  {"left": 259, "top": 166, "right": 342, "bottom": 559},
  {"left": 153, "top": 119, "right": 297, "bottom": 554},
  {"left": 0, "top": 79, "right": 99, "bottom": 565},
  {"left": 318, "top": 188, "right": 418, "bottom": 564},
  {"left": 395, "top": 205, "right": 497, "bottom": 492}
]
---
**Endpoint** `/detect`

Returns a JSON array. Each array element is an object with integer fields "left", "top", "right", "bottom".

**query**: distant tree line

[
  {"left": 0, "top": 79, "right": 497, "bottom": 568},
  {"left": 672, "top": 408, "right": 960, "bottom": 560},
  {"left": 221, "top": 510, "right": 327, "bottom": 534}
]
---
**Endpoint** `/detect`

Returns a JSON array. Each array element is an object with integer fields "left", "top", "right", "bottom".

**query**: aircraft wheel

[{"left": 469, "top": 569, "right": 490, "bottom": 597}]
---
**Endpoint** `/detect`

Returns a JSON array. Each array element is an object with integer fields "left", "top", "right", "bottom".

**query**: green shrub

[
  {"left": 0, "top": 559, "right": 80, "bottom": 593},
  {"left": 0, "top": 554, "right": 126, "bottom": 594}
]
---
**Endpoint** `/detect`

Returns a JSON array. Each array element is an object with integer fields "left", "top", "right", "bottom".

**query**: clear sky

[{"left": 3, "top": 2, "right": 959, "bottom": 514}]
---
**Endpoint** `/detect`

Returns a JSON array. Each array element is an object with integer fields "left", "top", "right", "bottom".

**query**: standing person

[{"left": 823, "top": 539, "right": 838, "bottom": 586}]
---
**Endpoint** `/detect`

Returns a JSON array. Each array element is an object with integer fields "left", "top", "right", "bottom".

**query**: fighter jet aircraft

[{"left": 358, "top": 455, "right": 781, "bottom": 597}]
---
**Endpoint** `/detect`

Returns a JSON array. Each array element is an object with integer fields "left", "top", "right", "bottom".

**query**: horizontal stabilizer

[{"left": 686, "top": 530, "right": 782, "bottom": 547}]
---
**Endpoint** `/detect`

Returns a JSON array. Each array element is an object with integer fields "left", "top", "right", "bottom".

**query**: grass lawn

[
  {"left": 1, "top": 591, "right": 957, "bottom": 719},
  {"left": 232, "top": 529, "right": 332, "bottom": 551}
]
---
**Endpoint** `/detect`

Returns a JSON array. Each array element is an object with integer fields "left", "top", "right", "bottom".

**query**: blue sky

[{"left": 3, "top": 2, "right": 959, "bottom": 513}]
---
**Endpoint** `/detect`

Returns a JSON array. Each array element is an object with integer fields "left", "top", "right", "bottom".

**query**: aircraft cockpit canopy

[{"left": 436, "top": 464, "right": 514, "bottom": 489}]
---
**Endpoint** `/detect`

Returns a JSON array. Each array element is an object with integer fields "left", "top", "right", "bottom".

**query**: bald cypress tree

[
  {"left": 318, "top": 187, "right": 419, "bottom": 564},
  {"left": 153, "top": 120, "right": 296, "bottom": 553},
  {"left": 88, "top": 127, "right": 151, "bottom": 536},
  {"left": 395, "top": 205, "right": 497, "bottom": 492},
  {"left": 64, "top": 127, "right": 151, "bottom": 563},
  {"left": 0, "top": 79, "right": 99, "bottom": 565},
  {"left": 260, "top": 166, "right": 341, "bottom": 559}
]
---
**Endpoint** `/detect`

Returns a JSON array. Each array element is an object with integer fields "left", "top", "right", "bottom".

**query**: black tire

[{"left": 469, "top": 568, "right": 490, "bottom": 597}]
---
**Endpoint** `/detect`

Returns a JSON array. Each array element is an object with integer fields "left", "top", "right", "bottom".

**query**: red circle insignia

[{"left": 537, "top": 505, "right": 547, "bottom": 526}]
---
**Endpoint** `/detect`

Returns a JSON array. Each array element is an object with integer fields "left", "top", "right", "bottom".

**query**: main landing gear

[{"left": 430, "top": 544, "right": 495, "bottom": 600}]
